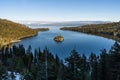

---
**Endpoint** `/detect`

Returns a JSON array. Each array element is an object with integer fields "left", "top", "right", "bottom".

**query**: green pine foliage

[{"left": 0, "top": 42, "right": 120, "bottom": 80}]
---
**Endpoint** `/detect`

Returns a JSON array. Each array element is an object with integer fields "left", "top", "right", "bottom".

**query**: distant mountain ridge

[{"left": 17, "top": 21, "right": 111, "bottom": 26}]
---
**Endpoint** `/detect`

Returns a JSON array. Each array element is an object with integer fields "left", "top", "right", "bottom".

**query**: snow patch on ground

[{"left": 8, "top": 71, "right": 22, "bottom": 80}]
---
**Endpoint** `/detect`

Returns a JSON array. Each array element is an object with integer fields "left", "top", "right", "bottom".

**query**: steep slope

[{"left": 0, "top": 19, "right": 38, "bottom": 46}]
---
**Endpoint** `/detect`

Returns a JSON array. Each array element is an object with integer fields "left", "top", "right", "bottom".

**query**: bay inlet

[{"left": 15, "top": 25, "right": 115, "bottom": 59}]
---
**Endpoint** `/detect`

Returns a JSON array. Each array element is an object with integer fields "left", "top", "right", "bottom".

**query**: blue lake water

[{"left": 15, "top": 26, "right": 115, "bottom": 59}]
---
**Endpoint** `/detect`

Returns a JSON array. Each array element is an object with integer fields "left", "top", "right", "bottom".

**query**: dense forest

[
  {"left": 61, "top": 22, "right": 120, "bottom": 41},
  {"left": 0, "top": 42, "right": 120, "bottom": 80},
  {"left": 0, "top": 19, "right": 38, "bottom": 47}
]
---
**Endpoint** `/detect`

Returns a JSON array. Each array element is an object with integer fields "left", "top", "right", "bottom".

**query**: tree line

[
  {"left": 0, "top": 42, "right": 120, "bottom": 80},
  {"left": 61, "top": 22, "right": 120, "bottom": 41}
]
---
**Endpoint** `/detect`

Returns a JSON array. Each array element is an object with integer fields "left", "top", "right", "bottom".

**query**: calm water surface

[{"left": 15, "top": 26, "right": 115, "bottom": 59}]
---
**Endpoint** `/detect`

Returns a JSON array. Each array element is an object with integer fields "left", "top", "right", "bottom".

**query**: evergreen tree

[
  {"left": 99, "top": 49, "right": 109, "bottom": 80},
  {"left": 65, "top": 49, "right": 81, "bottom": 80},
  {"left": 0, "top": 65, "right": 8, "bottom": 80},
  {"left": 109, "top": 42, "right": 120, "bottom": 80},
  {"left": 89, "top": 53, "right": 98, "bottom": 80},
  {"left": 80, "top": 54, "right": 89, "bottom": 80}
]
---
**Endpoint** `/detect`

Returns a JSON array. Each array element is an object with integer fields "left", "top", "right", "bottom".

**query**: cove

[{"left": 15, "top": 25, "right": 115, "bottom": 59}]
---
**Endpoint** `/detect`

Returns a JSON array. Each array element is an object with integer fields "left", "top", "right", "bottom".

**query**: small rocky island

[{"left": 54, "top": 35, "right": 64, "bottom": 42}]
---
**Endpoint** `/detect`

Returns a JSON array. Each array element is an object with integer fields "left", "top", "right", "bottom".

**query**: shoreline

[
  {"left": 0, "top": 28, "right": 50, "bottom": 48},
  {"left": 60, "top": 22, "right": 120, "bottom": 42},
  {"left": 0, "top": 34, "right": 37, "bottom": 47},
  {"left": 0, "top": 19, "right": 50, "bottom": 48},
  {"left": 61, "top": 27, "right": 120, "bottom": 42}
]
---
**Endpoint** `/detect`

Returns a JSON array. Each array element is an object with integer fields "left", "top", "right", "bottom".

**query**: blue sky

[{"left": 0, "top": 0, "right": 120, "bottom": 21}]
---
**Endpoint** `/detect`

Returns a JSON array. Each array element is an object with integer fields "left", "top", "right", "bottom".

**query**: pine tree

[
  {"left": 99, "top": 49, "right": 109, "bottom": 80},
  {"left": 0, "top": 65, "right": 8, "bottom": 80},
  {"left": 80, "top": 54, "right": 89, "bottom": 80},
  {"left": 89, "top": 53, "right": 98, "bottom": 80},
  {"left": 65, "top": 49, "right": 81, "bottom": 80},
  {"left": 109, "top": 42, "right": 120, "bottom": 80}
]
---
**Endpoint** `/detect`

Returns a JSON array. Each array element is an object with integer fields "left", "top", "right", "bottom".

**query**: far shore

[{"left": 60, "top": 27, "right": 120, "bottom": 42}]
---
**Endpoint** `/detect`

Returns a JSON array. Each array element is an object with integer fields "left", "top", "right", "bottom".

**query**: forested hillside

[
  {"left": 0, "top": 19, "right": 38, "bottom": 46},
  {"left": 61, "top": 22, "right": 120, "bottom": 41},
  {"left": 0, "top": 42, "right": 120, "bottom": 80}
]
